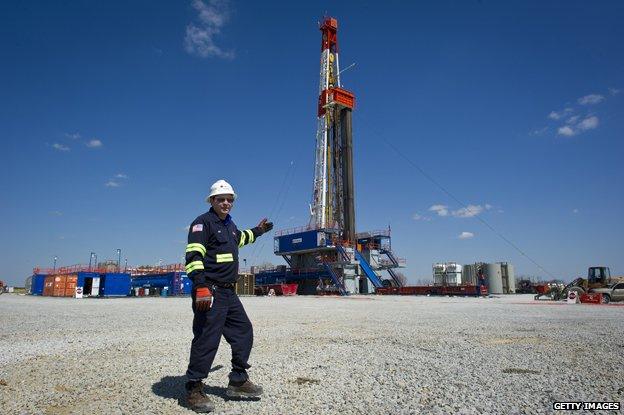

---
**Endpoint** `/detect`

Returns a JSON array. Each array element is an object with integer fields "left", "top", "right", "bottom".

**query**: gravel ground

[{"left": 1, "top": 293, "right": 623, "bottom": 414}]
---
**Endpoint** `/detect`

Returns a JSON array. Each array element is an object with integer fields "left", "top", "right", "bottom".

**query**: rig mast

[
  {"left": 253, "top": 17, "right": 405, "bottom": 295},
  {"left": 310, "top": 17, "right": 356, "bottom": 243}
]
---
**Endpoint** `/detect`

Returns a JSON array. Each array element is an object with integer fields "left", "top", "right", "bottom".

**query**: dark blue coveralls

[{"left": 185, "top": 207, "right": 264, "bottom": 383}]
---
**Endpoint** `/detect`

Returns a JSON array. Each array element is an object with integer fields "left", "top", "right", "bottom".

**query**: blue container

[
  {"left": 181, "top": 275, "right": 192, "bottom": 295},
  {"left": 76, "top": 272, "right": 100, "bottom": 289},
  {"left": 31, "top": 274, "right": 46, "bottom": 295},
  {"left": 131, "top": 272, "right": 190, "bottom": 296},
  {"left": 100, "top": 273, "right": 131, "bottom": 297},
  {"left": 131, "top": 274, "right": 172, "bottom": 289},
  {"left": 275, "top": 230, "right": 329, "bottom": 254}
]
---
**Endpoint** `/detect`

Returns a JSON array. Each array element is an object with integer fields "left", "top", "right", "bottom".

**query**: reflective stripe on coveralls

[
  {"left": 186, "top": 243, "right": 207, "bottom": 256},
  {"left": 216, "top": 253, "right": 234, "bottom": 263},
  {"left": 186, "top": 261, "right": 205, "bottom": 273}
]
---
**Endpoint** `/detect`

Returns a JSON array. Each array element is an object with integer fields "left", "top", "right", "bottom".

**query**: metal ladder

[
  {"left": 322, "top": 263, "right": 348, "bottom": 296},
  {"left": 353, "top": 249, "right": 384, "bottom": 288},
  {"left": 380, "top": 248, "right": 403, "bottom": 287}
]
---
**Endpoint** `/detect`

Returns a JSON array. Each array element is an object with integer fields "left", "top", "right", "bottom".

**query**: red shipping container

[
  {"left": 53, "top": 275, "right": 67, "bottom": 297},
  {"left": 65, "top": 274, "right": 77, "bottom": 297},
  {"left": 43, "top": 276, "right": 55, "bottom": 296}
]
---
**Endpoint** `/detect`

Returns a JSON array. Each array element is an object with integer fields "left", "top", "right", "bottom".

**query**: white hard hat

[{"left": 207, "top": 179, "right": 237, "bottom": 202}]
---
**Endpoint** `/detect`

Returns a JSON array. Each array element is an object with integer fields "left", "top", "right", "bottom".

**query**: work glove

[
  {"left": 257, "top": 218, "right": 274, "bottom": 234},
  {"left": 194, "top": 286, "right": 213, "bottom": 311}
]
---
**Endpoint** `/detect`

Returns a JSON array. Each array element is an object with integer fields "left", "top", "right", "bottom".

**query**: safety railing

[
  {"left": 355, "top": 229, "right": 391, "bottom": 239},
  {"left": 33, "top": 264, "right": 112, "bottom": 275},
  {"left": 128, "top": 263, "right": 185, "bottom": 275},
  {"left": 275, "top": 224, "right": 320, "bottom": 237}
]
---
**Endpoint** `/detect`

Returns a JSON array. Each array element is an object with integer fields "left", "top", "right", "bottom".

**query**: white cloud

[
  {"left": 458, "top": 232, "right": 474, "bottom": 239},
  {"left": 452, "top": 204, "right": 485, "bottom": 218},
  {"left": 49, "top": 210, "right": 63, "bottom": 216},
  {"left": 529, "top": 127, "right": 548, "bottom": 136},
  {"left": 105, "top": 180, "right": 120, "bottom": 187},
  {"left": 609, "top": 88, "right": 620, "bottom": 96},
  {"left": 86, "top": 139, "right": 103, "bottom": 148},
  {"left": 578, "top": 115, "right": 599, "bottom": 131},
  {"left": 429, "top": 204, "right": 449, "bottom": 217},
  {"left": 556, "top": 115, "right": 599, "bottom": 137},
  {"left": 578, "top": 94, "right": 604, "bottom": 105},
  {"left": 194, "top": 0, "right": 227, "bottom": 26},
  {"left": 52, "top": 143, "right": 70, "bottom": 151},
  {"left": 184, "top": 0, "right": 234, "bottom": 59},
  {"left": 548, "top": 108, "right": 573, "bottom": 120},
  {"left": 572, "top": 208, "right": 579, "bottom": 214},
  {"left": 115, "top": 173, "right": 128, "bottom": 179},
  {"left": 566, "top": 115, "right": 580, "bottom": 125},
  {"left": 429, "top": 203, "right": 491, "bottom": 218},
  {"left": 412, "top": 213, "right": 430, "bottom": 221},
  {"left": 65, "top": 132, "right": 81, "bottom": 140},
  {"left": 557, "top": 126, "right": 576, "bottom": 137}
]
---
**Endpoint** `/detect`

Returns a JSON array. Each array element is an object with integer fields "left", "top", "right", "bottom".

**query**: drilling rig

[{"left": 254, "top": 17, "right": 405, "bottom": 295}]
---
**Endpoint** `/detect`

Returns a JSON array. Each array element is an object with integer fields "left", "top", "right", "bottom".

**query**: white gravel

[{"left": 1, "top": 294, "right": 623, "bottom": 414}]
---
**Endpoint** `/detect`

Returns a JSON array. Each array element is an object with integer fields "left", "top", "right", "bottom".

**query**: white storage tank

[
  {"left": 445, "top": 262, "right": 462, "bottom": 285},
  {"left": 500, "top": 262, "right": 515, "bottom": 294},
  {"left": 433, "top": 263, "right": 446, "bottom": 286},
  {"left": 485, "top": 263, "right": 503, "bottom": 294},
  {"left": 507, "top": 263, "right": 515, "bottom": 293},
  {"left": 462, "top": 264, "right": 476, "bottom": 285}
]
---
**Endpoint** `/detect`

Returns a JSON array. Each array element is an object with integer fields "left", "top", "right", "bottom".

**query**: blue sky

[{"left": 1, "top": 1, "right": 622, "bottom": 286}]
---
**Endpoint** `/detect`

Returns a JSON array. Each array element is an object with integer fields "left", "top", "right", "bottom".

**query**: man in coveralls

[
  {"left": 476, "top": 266, "right": 486, "bottom": 296},
  {"left": 184, "top": 179, "right": 273, "bottom": 413}
]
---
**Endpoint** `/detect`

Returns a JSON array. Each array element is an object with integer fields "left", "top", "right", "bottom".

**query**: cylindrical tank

[
  {"left": 462, "top": 264, "right": 476, "bottom": 285},
  {"left": 485, "top": 263, "right": 503, "bottom": 294},
  {"left": 501, "top": 263, "right": 515, "bottom": 293},
  {"left": 445, "top": 262, "right": 462, "bottom": 285},
  {"left": 433, "top": 263, "right": 446, "bottom": 286}
]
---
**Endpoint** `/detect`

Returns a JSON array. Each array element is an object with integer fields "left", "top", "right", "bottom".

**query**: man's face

[{"left": 210, "top": 194, "right": 234, "bottom": 218}]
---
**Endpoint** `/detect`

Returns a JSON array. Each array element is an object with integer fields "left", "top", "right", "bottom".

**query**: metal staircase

[
  {"left": 353, "top": 249, "right": 384, "bottom": 288},
  {"left": 322, "top": 263, "right": 348, "bottom": 296},
  {"left": 335, "top": 244, "right": 351, "bottom": 262},
  {"left": 379, "top": 248, "right": 404, "bottom": 287}
]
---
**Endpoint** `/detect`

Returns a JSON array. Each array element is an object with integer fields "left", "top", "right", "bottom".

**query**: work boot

[
  {"left": 226, "top": 379, "right": 263, "bottom": 398},
  {"left": 185, "top": 381, "right": 215, "bottom": 413}
]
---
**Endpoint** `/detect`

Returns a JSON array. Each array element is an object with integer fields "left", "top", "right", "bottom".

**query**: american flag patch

[{"left": 192, "top": 224, "right": 203, "bottom": 232}]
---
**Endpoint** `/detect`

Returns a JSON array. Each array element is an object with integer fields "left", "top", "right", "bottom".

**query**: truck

[{"left": 588, "top": 282, "right": 624, "bottom": 304}]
